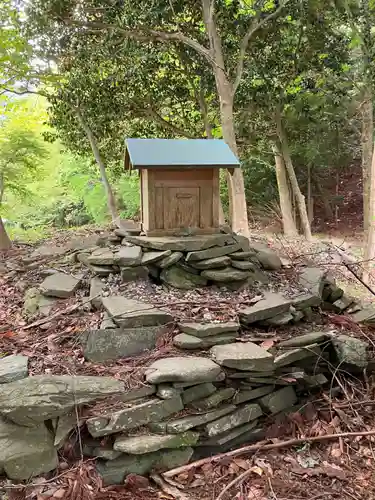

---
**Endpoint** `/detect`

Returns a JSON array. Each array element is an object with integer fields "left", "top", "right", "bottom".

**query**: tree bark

[
  {"left": 363, "top": 140, "right": 375, "bottom": 283},
  {"left": 273, "top": 142, "right": 298, "bottom": 237},
  {"left": 74, "top": 107, "right": 118, "bottom": 222},
  {"left": 202, "top": 0, "right": 249, "bottom": 237},
  {"left": 361, "top": 91, "right": 373, "bottom": 234},
  {"left": 275, "top": 109, "right": 312, "bottom": 241},
  {"left": 0, "top": 216, "right": 11, "bottom": 250}
]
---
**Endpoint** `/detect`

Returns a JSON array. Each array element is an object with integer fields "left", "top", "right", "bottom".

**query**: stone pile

[
  {"left": 74, "top": 231, "right": 280, "bottom": 290},
  {"left": 0, "top": 314, "right": 369, "bottom": 483}
]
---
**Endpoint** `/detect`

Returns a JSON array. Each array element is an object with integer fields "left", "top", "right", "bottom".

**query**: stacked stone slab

[
  {"left": 75, "top": 232, "right": 281, "bottom": 290},
  {"left": 78, "top": 323, "right": 369, "bottom": 485},
  {"left": 0, "top": 317, "right": 370, "bottom": 484}
]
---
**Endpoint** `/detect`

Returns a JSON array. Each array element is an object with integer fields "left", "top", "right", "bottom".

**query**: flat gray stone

[
  {"left": 160, "top": 266, "right": 207, "bottom": 289},
  {"left": 97, "top": 447, "right": 193, "bottom": 485},
  {"left": 274, "top": 345, "right": 321, "bottom": 368},
  {"left": 204, "top": 403, "right": 262, "bottom": 437},
  {"left": 210, "top": 342, "right": 274, "bottom": 372},
  {"left": 0, "top": 376, "right": 123, "bottom": 426},
  {"left": 141, "top": 250, "right": 171, "bottom": 265},
  {"left": 201, "top": 267, "right": 250, "bottom": 282},
  {"left": 88, "top": 248, "right": 115, "bottom": 266},
  {"left": 179, "top": 321, "right": 239, "bottom": 338},
  {"left": 173, "top": 332, "right": 238, "bottom": 350},
  {"left": 81, "top": 327, "right": 163, "bottom": 363},
  {"left": 114, "top": 246, "right": 142, "bottom": 266},
  {"left": 145, "top": 357, "right": 222, "bottom": 384},
  {"left": 351, "top": 306, "right": 375, "bottom": 324},
  {"left": 126, "top": 234, "right": 234, "bottom": 252},
  {"left": 54, "top": 412, "right": 77, "bottom": 448},
  {"left": 0, "top": 355, "right": 28, "bottom": 384},
  {"left": 279, "top": 332, "right": 328, "bottom": 348},
  {"left": 176, "top": 261, "right": 201, "bottom": 275},
  {"left": 239, "top": 293, "right": 291, "bottom": 324},
  {"left": 332, "top": 296, "right": 354, "bottom": 313},
  {"left": 191, "top": 256, "right": 231, "bottom": 270},
  {"left": 40, "top": 272, "right": 80, "bottom": 298},
  {"left": 231, "top": 260, "right": 256, "bottom": 270},
  {"left": 190, "top": 388, "right": 235, "bottom": 410},
  {"left": 258, "top": 387, "right": 297, "bottom": 414},
  {"left": 157, "top": 251, "right": 183, "bottom": 268},
  {"left": 298, "top": 267, "right": 327, "bottom": 298},
  {"left": 87, "top": 396, "right": 183, "bottom": 437},
  {"left": 0, "top": 417, "right": 58, "bottom": 480},
  {"left": 233, "top": 386, "right": 274, "bottom": 405},
  {"left": 198, "top": 420, "right": 258, "bottom": 447},
  {"left": 230, "top": 251, "right": 256, "bottom": 260},
  {"left": 155, "top": 405, "right": 237, "bottom": 434},
  {"left": 182, "top": 383, "right": 217, "bottom": 405},
  {"left": 186, "top": 243, "right": 241, "bottom": 262},
  {"left": 256, "top": 249, "right": 282, "bottom": 270},
  {"left": 90, "top": 277, "right": 104, "bottom": 310},
  {"left": 121, "top": 266, "right": 148, "bottom": 282},
  {"left": 262, "top": 312, "right": 293, "bottom": 326},
  {"left": 292, "top": 293, "right": 322, "bottom": 310},
  {"left": 332, "top": 335, "right": 368, "bottom": 370},
  {"left": 114, "top": 431, "right": 199, "bottom": 454},
  {"left": 119, "top": 386, "right": 156, "bottom": 403},
  {"left": 102, "top": 296, "right": 173, "bottom": 328}
]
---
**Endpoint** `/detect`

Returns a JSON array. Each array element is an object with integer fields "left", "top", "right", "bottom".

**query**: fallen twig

[
  {"left": 163, "top": 430, "right": 375, "bottom": 478},
  {"left": 215, "top": 468, "right": 254, "bottom": 500}
]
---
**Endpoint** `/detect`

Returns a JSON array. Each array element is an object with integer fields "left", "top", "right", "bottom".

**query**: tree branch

[
  {"left": 0, "top": 87, "right": 47, "bottom": 98},
  {"left": 62, "top": 18, "right": 214, "bottom": 65},
  {"left": 143, "top": 106, "right": 199, "bottom": 138},
  {"left": 233, "top": 0, "right": 290, "bottom": 94}
]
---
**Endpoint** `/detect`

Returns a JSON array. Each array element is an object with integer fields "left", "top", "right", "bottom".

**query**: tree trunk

[
  {"left": 275, "top": 110, "right": 312, "bottom": 241},
  {"left": 361, "top": 91, "right": 373, "bottom": 234},
  {"left": 0, "top": 216, "right": 11, "bottom": 250},
  {"left": 363, "top": 140, "right": 375, "bottom": 283},
  {"left": 202, "top": 0, "right": 249, "bottom": 237},
  {"left": 307, "top": 163, "right": 314, "bottom": 225},
  {"left": 75, "top": 108, "right": 118, "bottom": 222},
  {"left": 273, "top": 142, "right": 298, "bottom": 237}
]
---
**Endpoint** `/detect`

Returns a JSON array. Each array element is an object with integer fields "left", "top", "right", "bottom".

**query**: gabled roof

[{"left": 124, "top": 138, "right": 240, "bottom": 169}]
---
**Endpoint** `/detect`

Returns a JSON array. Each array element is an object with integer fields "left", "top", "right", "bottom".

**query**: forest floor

[{"left": 1, "top": 224, "right": 375, "bottom": 500}]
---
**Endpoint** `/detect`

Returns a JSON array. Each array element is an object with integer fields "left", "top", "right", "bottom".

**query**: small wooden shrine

[{"left": 124, "top": 138, "right": 240, "bottom": 236}]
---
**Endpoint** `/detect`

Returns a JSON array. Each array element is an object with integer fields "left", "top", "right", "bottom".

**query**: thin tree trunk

[
  {"left": 273, "top": 142, "right": 298, "bottom": 237},
  {"left": 198, "top": 85, "right": 225, "bottom": 224},
  {"left": 361, "top": 92, "right": 373, "bottom": 234},
  {"left": 202, "top": 0, "right": 249, "bottom": 237},
  {"left": 0, "top": 216, "right": 11, "bottom": 250},
  {"left": 275, "top": 109, "right": 312, "bottom": 241},
  {"left": 363, "top": 140, "right": 375, "bottom": 283},
  {"left": 307, "top": 163, "right": 314, "bottom": 225},
  {"left": 75, "top": 107, "right": 118, "bottom": 222}
]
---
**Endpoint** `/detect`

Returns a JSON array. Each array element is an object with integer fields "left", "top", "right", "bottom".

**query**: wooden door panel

[{"left": 164, "top": 187, "right": 200, "bottom": 229}]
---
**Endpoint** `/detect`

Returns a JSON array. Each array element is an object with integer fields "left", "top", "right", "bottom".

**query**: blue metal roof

[{"left": 124, "top": 138, "right": 240, "bottom": 169}]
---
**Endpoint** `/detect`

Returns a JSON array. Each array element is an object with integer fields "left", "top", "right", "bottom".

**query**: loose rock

[
  {"left": 191, "top": 256, "right": 231, "bottom": 270},
  {"left": 114, "top": 246, "right": 142, "bottom": 266},
  {"left": 87, "top": 396, "right": 184, "bottom": 437},
  {"left": 204, "top": 403, "right": 262, "bottom": 437},
  {"left": 102, "top": 296, "right": 173, "bottom": 328},
  {"left": 0, "top": 375, "right": 123, "bottom": 426},
  {"left": 160, "top": 266, "right": 207, "bottom": 289},
  {"left": 178, "top": 321, "right": 239, "bottom": 338},
  {"left": 239, "top": 293, "right": 291, "bottom": 324},
  {"left": 88, "top": 248, "right": 115, "bottom": 266},
  {"left": 258, "top": 386, "right": 297, "bottom": 414},
  {"left": 90, "top": 277, "right": 105, "bottom": 310},
  {"left": 157, "top": 251, "right": 184, "bottom": 268},
  {"left": 332, "top": 335, "right": 368, "bottom": 370},
  {"left": 40, "top": 272, "right": 80, "bottom": 298},
  {"left": 173, "top": 332, "right": 238, "bottom": 350},
  {"left": 186, "top": 243, "right": 241, "bottom": 262},
  {"left": 201, "top": 267, "right": 250, "bottom": 282},
  {"left": 81, "top": 327, "right": 164, "bottom": 363},
  {"left": 0, "top": 355, "right": 28, "bottom": 384},
  {"left": 210, "top": 342, "right": 274, "bottom": 372},
  {"left": 145, "top": 357, "right": 222, "bottom": 384},
  {"left": 114, "top": 431, "right": 199, "bottom": 454},
  {"left": 141, "top": 250, "right": 171, "bottom": 265}
]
